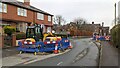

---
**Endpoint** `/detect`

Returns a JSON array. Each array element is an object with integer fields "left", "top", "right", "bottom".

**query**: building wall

[
  {"left": 16, "top": 22, "right": 27, "bottom": 33},
  {"left": 1, "top": 3, "right": 53, "bottom": 33},
  {"left": 34, "top": 13, "right": 52, "bottom": 25},
  {"left": 34, "top": 12, "right": 52, "bottom": 32},
  {"left": 34, "top": 12, "right": 44, "bottom": 24},
  {"left": 1, "top": 4, "right": 34, "bottom": 23}
]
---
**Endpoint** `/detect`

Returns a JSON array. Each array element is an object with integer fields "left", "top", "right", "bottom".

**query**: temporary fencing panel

[
  {"left": 17, "top": 41, "right": 39, "bottom": 52},
  {"left": 17, "top": 38, "right": 72, "bottom": 54},
  {"left": 59, "top": 38, "right": 70, "bottom": 49},
  {"left": 92, "top": 36, "right": 111, "bottom": 41},
  {"left": 38, "top": 41, "right": 59, "bottom": 52}
]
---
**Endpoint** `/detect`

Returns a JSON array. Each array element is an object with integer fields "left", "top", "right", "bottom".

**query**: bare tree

[
  {"left": 73, "top": 17, "right": 88, "bottom": 29},
  {"left": 54, "top": 15, "right": 66, "bottom": 25}
]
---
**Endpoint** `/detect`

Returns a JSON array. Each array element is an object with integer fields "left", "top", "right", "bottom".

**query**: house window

[
  {"left": 24, "top": 9, "right": 27, "bottom": 16},
  {"left": 17, "top": 8, "right": 21, "bottom": 15},
  {"left": 0, "top": 2, "right": 7, "bottom": 13},
  {"left": 37, "top": 13, "right": 44, "bottom": 20},
  {"left": 21, "top": 8, "right": 24, "bottom": 16},
  {"left": 48, "top": 16, "right": 51, "bottom": 22},
  {"left": 0, "top": 3, "right": 2, "bottom": 12},
  {"left": 17, "top": 7, "right": 27, "bottom": 17}
]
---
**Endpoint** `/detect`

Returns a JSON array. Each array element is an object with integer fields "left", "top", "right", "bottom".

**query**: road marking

[
  {"left": 23, "top": 59, "right": 37, "bottom": 65},
  {"left": 5, "top": 49, "right": 12, "bottom": 51},
  {"left": 57, "top": 62, "right": 63, "bottom": 65}
]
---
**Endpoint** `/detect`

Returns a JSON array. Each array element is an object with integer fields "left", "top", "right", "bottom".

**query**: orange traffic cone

[
  {"left": 54, "top": 44, "right": 58, "bottom": 54},
  {"left": 69, "top": 42, "right": 73, "bottom": 49}
]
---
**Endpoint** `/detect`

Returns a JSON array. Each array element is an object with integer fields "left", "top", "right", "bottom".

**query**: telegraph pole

[
  {"left": 115, "top": 3, "right": 117, "bottom": 25},
  {"left": 114, "top": 2, "right": 118, "bottom": 48}
]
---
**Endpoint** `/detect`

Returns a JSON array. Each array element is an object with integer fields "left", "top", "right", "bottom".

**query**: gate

[{"left": 4, "top": 35, "right": 12, "bottom": 47}]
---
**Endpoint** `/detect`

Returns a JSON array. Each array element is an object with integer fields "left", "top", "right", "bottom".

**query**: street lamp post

[{"left": 115, "top": 3, "right": 117, "bottom": 25}]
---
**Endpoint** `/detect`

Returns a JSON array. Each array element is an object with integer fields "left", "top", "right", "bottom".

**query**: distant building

[
  {"left": 53, "top": 22, "right": 109, "bottom": 36},
  {"left": 102, "top": 27, "right": 109, "bottom": 36},
  {"left": 82, "top": 22, "right": 101, "bottom": 35}
]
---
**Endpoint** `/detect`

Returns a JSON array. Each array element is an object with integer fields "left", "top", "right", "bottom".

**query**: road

[{"left": 15, "top": 38, "right": 99, "bottom": 66}]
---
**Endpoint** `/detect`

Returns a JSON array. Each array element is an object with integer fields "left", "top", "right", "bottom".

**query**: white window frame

[
  {"left": 0, "top": 2, "right": 7, "bottom": 13},
  {"left": 37, "top": 13, "right": 44, "bottom": 20},
  {"left": 17, "top": 7, "right": 27, "bottom": 17},
  {"left": 3, "top": 3, "right": 7, "bottom": 13},
  {"left": 23, "top": 9, "right": 27, "bottom": 16},
  {"left": 21, "top": 8, "right": 24, "bottom": 16},
  {"left": 17, "top": 8, "right": 21, "bottom": 15},
  {"left": 0, "top": 2, "right": 2, "bottom": 12},
  {"left": 48, "top": 16, "right": 51, "bottom": 22}
]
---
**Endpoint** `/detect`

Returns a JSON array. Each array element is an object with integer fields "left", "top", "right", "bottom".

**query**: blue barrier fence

[
  {"left": 92, "top": 36, "right": 110, "bottom": 41},
  {"left": 17, "top": 38, "right": 71, "bottom": 54}
]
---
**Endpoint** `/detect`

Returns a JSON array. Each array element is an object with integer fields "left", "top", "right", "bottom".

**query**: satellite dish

[{"left": 52, "top": 30, "right": 55, "bottom": 33}]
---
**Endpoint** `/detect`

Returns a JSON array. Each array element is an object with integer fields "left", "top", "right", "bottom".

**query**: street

[
  {"left": 1, "top": 0, "right": 120, "bottom": 68},
  {"left": 15, "top": 38, "right": 99, "bottom": 66}
]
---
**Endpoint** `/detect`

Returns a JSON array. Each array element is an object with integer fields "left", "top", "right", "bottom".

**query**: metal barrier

[
  {"left": 92, "top": 36, "right": 110, "bottom": 41},
  {"left": 17, "top": 38, "right": 72, "bottom": 54},
  {"left": 37, "top": 41, "right": 59, "bottom": 53},
  {"left": 17, "top": 41, "right": 39, "bottom": 53},
  {"left": 59, "top": 38, "right": 72, "bottom": 49}
]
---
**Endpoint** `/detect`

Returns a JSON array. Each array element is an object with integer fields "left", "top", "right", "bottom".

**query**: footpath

[{"left": 100, "top": 41, "right": 119, "bottom": 68}]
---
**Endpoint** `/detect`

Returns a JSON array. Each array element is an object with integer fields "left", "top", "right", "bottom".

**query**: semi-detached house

[{"left": 0, "top": 0, "right": 53, "bottom": 34}]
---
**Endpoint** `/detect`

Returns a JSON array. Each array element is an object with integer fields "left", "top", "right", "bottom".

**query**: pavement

[
  {"left": 100, "top": 41, "right": 119, "bottom": 67},
  {"left": 2, "top": 47, "right": 19, "bottom": 58}
]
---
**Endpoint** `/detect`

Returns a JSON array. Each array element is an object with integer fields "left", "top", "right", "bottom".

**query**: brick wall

[
  {"left": 0, "top": 34, "right": 16, "bottom": 48},
  {"left": 0, "top": 35, "right": 4, "bottom": 48},
  {"left": 1, "top": 4, "right": 53, "bottom": 25}
]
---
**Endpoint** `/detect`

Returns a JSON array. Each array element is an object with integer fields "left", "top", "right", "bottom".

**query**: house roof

[{"left": 0, "top": 0, "right": 53, "bottom": 16}]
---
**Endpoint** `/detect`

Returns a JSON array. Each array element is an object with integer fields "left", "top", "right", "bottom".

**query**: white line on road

[
  {"left": 23, "top": 59, "right": 37, "bottom": 65},
  {"left": 5, "top": 49, "right": 12, "bottom": 51},
  {"left": 57, "top": 62, "right": 63, "bottom": 66}
]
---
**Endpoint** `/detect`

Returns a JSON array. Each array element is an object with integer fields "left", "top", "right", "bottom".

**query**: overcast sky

[{"left": 20, "top": 0, "right": 120, "bottom": 29}]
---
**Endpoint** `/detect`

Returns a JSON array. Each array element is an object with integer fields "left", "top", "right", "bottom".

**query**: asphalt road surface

[{"left": 16, "top": 38, "right": 99, "bottom": 66}]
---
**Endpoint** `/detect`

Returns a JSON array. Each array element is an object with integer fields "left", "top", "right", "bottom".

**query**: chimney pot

[
  {"left": 102, "top": 22, "right": 104, "bottom": 27},
  {"left": 24, "top": 0, "right": 30, "bottom": 5}
]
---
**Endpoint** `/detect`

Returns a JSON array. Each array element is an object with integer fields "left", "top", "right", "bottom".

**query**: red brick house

[{"left": 0, "top": 0, "right": 53, "bottom": 34}]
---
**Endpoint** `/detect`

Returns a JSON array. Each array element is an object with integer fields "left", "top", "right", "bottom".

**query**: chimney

[
  {"left": 102, "top": 22, "right": 104, "bottom": 27},
  {"left": 24, "top": 0, "right": 30, "bottom": 6}
]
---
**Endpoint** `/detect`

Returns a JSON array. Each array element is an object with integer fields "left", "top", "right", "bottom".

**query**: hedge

[
  {"left": 4, "top": 26, "right": 16, "bottom": 36},
  {"left": 111, "top": 24, "right": 120, "bottom": 48}
]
